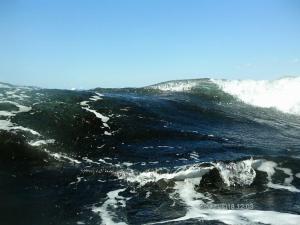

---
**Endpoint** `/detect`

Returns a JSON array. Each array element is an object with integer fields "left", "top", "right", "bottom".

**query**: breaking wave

[
  {"left": 148, "top": 76, "right": 300, "bottom": 115},
  {"left": 212, "top": 77, "right": 300, "bottom": 115}
]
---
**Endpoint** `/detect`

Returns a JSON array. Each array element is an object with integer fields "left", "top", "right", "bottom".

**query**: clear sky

[{"left": 1, "top": 0, "right": 300, "bottom": 89}]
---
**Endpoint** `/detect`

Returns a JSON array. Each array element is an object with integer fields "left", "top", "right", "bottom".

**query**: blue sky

[{"left": 1, "top": 0, "right": 300, "bottom": 89}]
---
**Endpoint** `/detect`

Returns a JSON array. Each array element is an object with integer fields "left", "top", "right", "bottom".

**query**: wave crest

[{"left": 212, "top": 76, "right": 300, "bottom": 115}]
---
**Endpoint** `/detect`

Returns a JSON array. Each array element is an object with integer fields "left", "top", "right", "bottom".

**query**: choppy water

[{"left": 1, "top": 77, "right": 300, "bottom": 225}]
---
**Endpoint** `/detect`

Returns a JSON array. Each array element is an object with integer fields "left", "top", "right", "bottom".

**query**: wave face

[
  {"left": 148, "top": 77, "right": 300, "bottom": 115},
  {"left": 1, "top": 79, "right": 300, "bottom": 225}
]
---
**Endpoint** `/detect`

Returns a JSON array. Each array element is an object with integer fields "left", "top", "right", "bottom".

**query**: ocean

[{"left": 1, "top": 77, "right": 300, "bottom": 225}]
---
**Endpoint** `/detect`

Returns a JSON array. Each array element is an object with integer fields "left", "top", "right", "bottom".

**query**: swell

[{"left": 1, "top": 79, "right": 300, "bottom": 225}]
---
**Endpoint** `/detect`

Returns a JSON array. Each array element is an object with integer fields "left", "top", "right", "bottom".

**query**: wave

[
  {"left": 110, "top": 157, "right": 300, "bottom": 225},
  {"left": 147, "top": 77, "right": 300, "bottom": 115},
  {"left": 212, "top": 76, "right": 300, "bottom": 115},
  {"left": 146, "top": 79, "right": 210, "bottom": 92},
  {"left": 1, "top": 79, "right": 300, "bottom": 225},
  {"left": 119, "top": 158, "right": 300, "bottom": 191}
]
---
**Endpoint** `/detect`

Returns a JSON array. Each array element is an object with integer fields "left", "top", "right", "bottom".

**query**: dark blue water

[{"left": 1, "top": 79, "right": 300, "bottom": 225}]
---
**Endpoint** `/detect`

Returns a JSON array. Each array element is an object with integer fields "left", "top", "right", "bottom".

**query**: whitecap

[{"left": 212, "top": 77, "right": 300, "bottom": 115}]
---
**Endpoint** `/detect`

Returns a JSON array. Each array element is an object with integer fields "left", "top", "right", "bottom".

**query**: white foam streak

[
  {"left": 92, "top": 188, "right": 128, "bottom": 225},
  {"left": 29, "top": 139, "right": 55, "bottom": 146},
  {"left": 0, "top": 100, "right": 32, "bottom": 117},
  {"left": 84, "top": 107, "right": 110, "bottom": 123},
  {"left": 256, "top": 160, "right": 300, "bottom": 192},
  {"left": 79, "top": 92, "right": 113, "bottom": 135},
  {"left": 0, "top": 119, "right": 41, "bottom": 136},
  {"left": 80, "top": 101, "right": 89, "bottom": 106},
  {"left": 43, "top": 149, "right": 81, "bottom": 164},
  {"left": 277, "top": 167, "right": 294, "bottom": 185},
  {"left": 0, "top": 120, "right": 13, "bottom": 130},
  {"left": 89, "top": 93, "right": 103, "bottom": 101},
  {"left": 256, "top": 160, "right": 277, "bottom": 179},
  {"left": 0, "top": 111, "right": 14, "bottom": 116},
  {"left": 13, "top": 125, "right": 41, "bottom": 136}
]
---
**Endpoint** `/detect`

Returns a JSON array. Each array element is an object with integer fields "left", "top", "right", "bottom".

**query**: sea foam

[{"left": 212, "top": 77, "right": 300, "bottom": 115}]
